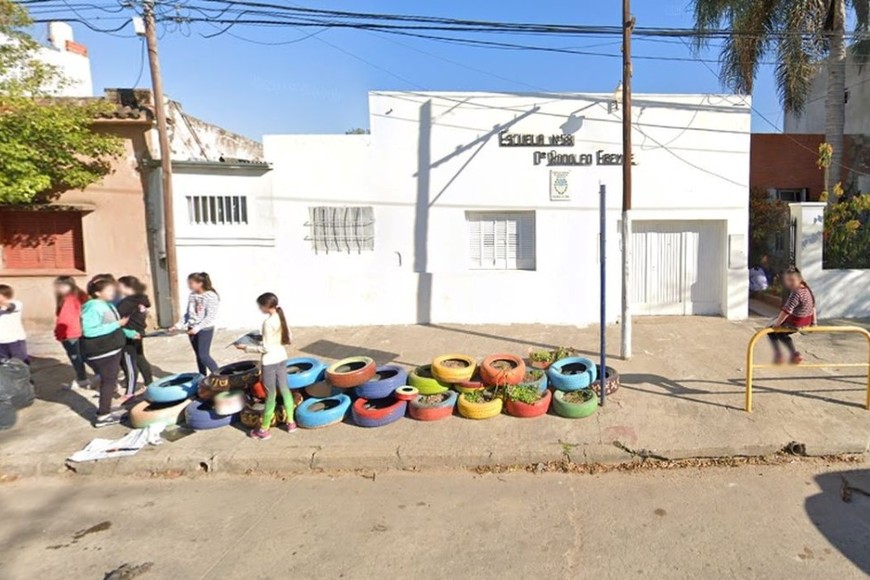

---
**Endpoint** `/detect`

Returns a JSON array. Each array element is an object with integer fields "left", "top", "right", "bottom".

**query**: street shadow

[
  {"left": 423, "top": 324, "right": 610, "bottom": 359},
  {"left": 805, "top": 469, "right": 870, "bottom": 574},
  {"left": 298, "top": 340, "right": 400, "bottom": 365},
  {"left": 620, "top": 373, "right": 866, "bottom": 411}
]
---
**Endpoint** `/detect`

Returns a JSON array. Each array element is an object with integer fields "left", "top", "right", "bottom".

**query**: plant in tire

[
  {"left": 552, "top": 389, "right": 598, "bottom": 419},
  {"left": 504, "top": 384, "right": 552, "bottom": 418},
  {"left": 457, "top": 388, "right": 503, "bottom": 420}
]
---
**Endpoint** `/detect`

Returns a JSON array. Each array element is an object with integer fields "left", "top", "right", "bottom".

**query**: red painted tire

[
  {"left": 249, "top": 381, "right": 267, "bottom": 400},
  {"left": 480, "top": 354, "right": 526, "bottom": 386},
  {"left": 408, "top": 391, "right": 457, "bottom": 421},
  {"left": 505, "top": 389, "right": 552, "bottom": 418},
  {"left": 326, "top": 357, "right": 377, "bottom": 389},
  {"left": 351, "top": 397, "right": 407, "bottom": 427}
]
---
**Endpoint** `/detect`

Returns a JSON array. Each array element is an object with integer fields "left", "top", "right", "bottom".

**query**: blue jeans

[
  {"left": 61, "top": 338, "right": 89, "bottom": 382},
  {"left": 188, "top": 327, "right": 218, "bottom": 375}
]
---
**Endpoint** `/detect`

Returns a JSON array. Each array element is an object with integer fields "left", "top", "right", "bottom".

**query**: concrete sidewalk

[{"left": 2, "top": 316, "right": 869, "bottom": 477}]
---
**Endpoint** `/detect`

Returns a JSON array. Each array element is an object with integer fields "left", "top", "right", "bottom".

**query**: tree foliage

[
  {"left": 0, "top": 0, "right": 122, "bottom": 204},
  {"left": 822, "top": 184, "right": 870, "bottom": 268}
]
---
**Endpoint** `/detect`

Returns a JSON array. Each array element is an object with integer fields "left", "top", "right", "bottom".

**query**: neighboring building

[
  {"left": 40, "top": 22, "right": 93, "bottom": 97},
  {"left": 236, "top": 91, "right": 753, "bottom": 328},
  {"left": 0, "top": 90, "right": 154, "bottom": 328},
  {"left": 784, "top": 55, "right": 868, "bottom": 136}
]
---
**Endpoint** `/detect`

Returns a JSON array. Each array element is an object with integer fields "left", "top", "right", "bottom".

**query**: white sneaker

[{"left": 63, "top": 379, "right": 89, "bottom": 391}]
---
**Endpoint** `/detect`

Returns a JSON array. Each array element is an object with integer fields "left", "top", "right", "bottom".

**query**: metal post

[
  {"left": 620, "top": 0, "right": 634, "bottom": 361},
  {"left": 144, "top": 0, "right": 179, "bottom": 321},
  {"left": 600, "top": 183, "right": 607, "bottom": 406}
]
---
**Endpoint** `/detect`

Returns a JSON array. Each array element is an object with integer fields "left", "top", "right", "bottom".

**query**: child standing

[
  {"left": 236, "top": 292, "right": 294, "bottom": 440},
  {"left": 0, "top": 285, "right": 27, "bottom": 363},
  {"left": 768, "top": 265, "right": 817, "bottom": 365},
  {"left": 176, "top": 272, "right": 220, "bottom": 375},
  {"left": 81, "top": 277, "right": 135, "bottom": 428},
  {"left": 54, "top": 276, "right": 91, "bottom": 388},
  {"left": 117, "top": 276, "right": 154, "bottom": 396}
]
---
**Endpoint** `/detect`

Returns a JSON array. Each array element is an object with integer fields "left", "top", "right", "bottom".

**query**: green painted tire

[
  {"left": 552, "top": 389, "right": 598, "bottom": 419},
  {"left": 408, "top": 364, "right": 450, "bottom": 395}
]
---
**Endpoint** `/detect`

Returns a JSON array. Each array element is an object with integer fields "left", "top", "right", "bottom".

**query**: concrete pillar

[{"left": 789, "top": 201, "right": 826, "bottom": 304}]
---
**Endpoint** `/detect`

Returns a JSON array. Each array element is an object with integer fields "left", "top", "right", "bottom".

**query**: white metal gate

[{"left": 631, "top": 221, "right": 724, "bottom": 316}]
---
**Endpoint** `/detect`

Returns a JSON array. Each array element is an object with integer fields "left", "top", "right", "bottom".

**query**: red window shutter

[{"left": 0, "top": 211, "right": 85, "bottom": 270}]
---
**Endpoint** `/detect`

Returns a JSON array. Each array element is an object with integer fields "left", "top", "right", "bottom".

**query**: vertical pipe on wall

[{"left": 600, "top": 183, "right": 607, "bottom": 406}]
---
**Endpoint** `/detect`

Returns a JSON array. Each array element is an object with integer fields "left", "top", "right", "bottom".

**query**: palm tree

[{"left": 693, "top": 0, "right": 870, "bottom": 194}]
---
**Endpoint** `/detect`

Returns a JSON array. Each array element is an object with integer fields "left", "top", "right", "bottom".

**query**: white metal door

[{"left": 631, "top": 221, "right": 724, "bottom": 316}]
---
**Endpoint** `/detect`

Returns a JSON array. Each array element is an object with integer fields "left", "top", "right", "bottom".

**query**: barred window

[
  {"left": 186, "top": 195, "right": 248, "bottom": 225},
  {"left": 467, "top": 211, "right": 536, "bottom": 270},
  {"left": 308, "top": 206, "right": 374, "bottom": 253}
]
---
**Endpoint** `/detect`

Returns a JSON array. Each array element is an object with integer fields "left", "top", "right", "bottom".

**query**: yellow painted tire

[
  {"left": 408, "top": 365, "right": 450, "bottom": 395},
  {"left": 431, "top": 354, "right": 477, "bottom": 383},
  {"left": 457, "top": 393, "right": 503, "bottom": 420}
]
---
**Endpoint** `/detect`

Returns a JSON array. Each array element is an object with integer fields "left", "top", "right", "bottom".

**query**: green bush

[{"left": 823, "top": 190, "right": 870, "bottom": 269}]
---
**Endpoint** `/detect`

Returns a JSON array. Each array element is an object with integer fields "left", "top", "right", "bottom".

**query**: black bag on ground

[
  {"left": 0, "top": 400, "right": 15, "bottom": 430},
  {"left": 0, "top": 358, "right": 34, "bottom": 412}
]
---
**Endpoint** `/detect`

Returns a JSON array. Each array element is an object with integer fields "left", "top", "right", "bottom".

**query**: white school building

[{"left": 167, "top": 91, "right": 752, "bottom": 329}]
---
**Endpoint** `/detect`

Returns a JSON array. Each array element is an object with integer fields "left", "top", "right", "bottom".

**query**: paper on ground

[{"left": 67, "top": 424, "right": 165, "bottom": 463}]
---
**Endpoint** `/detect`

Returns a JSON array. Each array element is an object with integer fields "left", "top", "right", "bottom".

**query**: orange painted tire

[
  {"left": 431, "top": 354, "right": 477, "bottom": 383},
  {"left": 480, "top": 354, "right": 526, "bottom": 386},
  {"left": 454, "top": 374, "right": 486, "bottom": 395},
  {"left": 505, "top": 389, "right": 552, "bottom": 418},
  {"left": 408, "top": 391, "right": 457, "bottom": 421},
  {"left": 326, "top": 357, "right": 377, "bottom": 388}
]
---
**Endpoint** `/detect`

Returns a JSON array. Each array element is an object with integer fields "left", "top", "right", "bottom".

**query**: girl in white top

[
  {"left": 236, "top": 292, "right": 293, "bottom": 440},
  {"left": 0, "top": 285, "right": 27, "bottom": 363}
]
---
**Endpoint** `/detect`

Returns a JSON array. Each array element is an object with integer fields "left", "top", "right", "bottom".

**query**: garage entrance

[{"left": 631, "top": 221, "right": 725, "bottom": 316}]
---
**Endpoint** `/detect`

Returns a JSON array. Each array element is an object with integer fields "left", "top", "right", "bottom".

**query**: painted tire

[
  {"left": 431, "top": 354, "right": 477, "bottom": 384},
  {"left": 286, "top": 357, "right": 327, "bottom": 389},
  {"left": 145, "top": 373, "right": 203, "bottom": 403},
  {"left": 355, "top": 365, "right": 408, "bottom": 400},
  {"left": 130, "top": 398, "right": 191, "bottom": 429},
  {"left": 351, "top": 397, "right": 408, "bottom": 428},
  {"left": 213, "top": 390, "right": 246, "bottom": 416},
  {"left": 454, "top": 374, "right": 486, "bottom": 395},
  {"left": 326, "top": 357, "right": 377, "bottom": 389},
  {"left": 240, "top": 402, "right": 288, "bottom": 429},
  {"left": 408, "top": 365, "right": 450, "bottom": 395},
  {"left": 305, "top": 381, "right": 338, "bottom": 399},
  {"left": 552, "top": 389, "right": 598, "bottom": 419},
  {"left": 250, "top": 381, "right": 267, "bottom": 401},
  {"left": 395, "top": 386, "right": 419, "bottom": 401},
  {"left": 457, "top": 393, "right": 503, "bottom": 420},
  {"left": 591, "top": 366, "right": 621, "bottom": 397},
  {"left": 296, "top": 394, "right": 352, "bottom": 429},
  {"left": 547, "top": 357, "right": 597, "bottom": 392},
  {"left": 408, "top": 390, "right": 457, "bottom": 421},
  {"left": 185, "top": 398, "right": 235, "bottom": 430},
  {"left": 480, "top": 354, "right": 526, "bottom": 386},
  {"left": 519, "top": 369, "right": 548, "bottom": 395},
  {"left": 505, "top": 388, "right": 552, "bottom": 419},
  {"left": 203, "top": 361, "right": 260, "bottom": 395}
]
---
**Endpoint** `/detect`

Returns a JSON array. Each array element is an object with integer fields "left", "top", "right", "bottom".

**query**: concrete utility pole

[
  {"left": 143, "top": 0, "right": 179, "bottom": 321},
  {"left": 620, "top": 0, "right": 634, "bottom": 360}
]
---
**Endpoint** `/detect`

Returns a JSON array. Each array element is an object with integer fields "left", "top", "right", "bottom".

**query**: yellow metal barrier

[{"left": 745, "top": 326, "right": 870, "bottom": 412}]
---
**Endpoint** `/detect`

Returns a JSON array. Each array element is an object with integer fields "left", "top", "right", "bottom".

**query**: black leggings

[
  {"left": 121, "top": 340, "right": 154, "bottom": 395},
  {"left": 89, "top": 351, "right": 122, "bottom": 416},
  {"left": 189, "top": 328, "right": 218, "bottom": 375},
  {"left": 768, "top": 330, "right": 797, "bottom": 355}
]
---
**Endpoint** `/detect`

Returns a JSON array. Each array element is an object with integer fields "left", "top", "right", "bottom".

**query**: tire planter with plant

[
  {"left": 130, "top": 398, "right": 191, "bottom": 429},
  {"left": 431, "top": 354, "right": 477, "bottom": 384},
  {"left": 295, "top": 394, "right": 352, "bottom": 429},
  {"left": 394, "top": 386, "right": 419, "bottom": 401},
  {"left": 326, "top": 357, "right": 377, "bottom": 389},
  {"left": 552, "top": 389, "right": 598, "bottom": 419},
  {"left": 454, "top": 375, "right": 486, "bottom": 395},
  {"left": 408, "top": 365, "right": 450, "bottom": 395},
  {"left": 505, "top": 385, "right": 552, "bottom": 419},
  {"left": 351, "top": 397, "right": 408, "bottom": 428},
  {"left": 145, "top": 373, "right": 204, "bottom": 403},
  {"left": 213, "top": 390, "right": 246, "bottom": 416},
  {"left": 480, "top": 354, "right": 526, "bottom": 386},
  {"left": 408, "top": 390, "right": 457, "bottom": 422},
  {"left": 590, "top": 365, "right": 620, "bottom": 397},
  {"left": 519, "top": 368, "right": 548, "bottom": 395},
  {"left": 457, "top": 390, "right": 503, "bottom": 420},
  {"left": 186, "top": 398, "right": 235, "bottom": 430},
  {"left": 354, "top": 365, "right": 408, "bottom": 400},
  {"left": 286, "top": 357, "right": 327, "bottom": 389},
  {"left": 547, "top": 357, "right": 597, "bottom": 392}
]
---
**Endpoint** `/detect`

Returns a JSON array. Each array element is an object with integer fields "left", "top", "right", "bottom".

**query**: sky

[{"left": 29, "top": 0, "right": 786, "bottom": 140}]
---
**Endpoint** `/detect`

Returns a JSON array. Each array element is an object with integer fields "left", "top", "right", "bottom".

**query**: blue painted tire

[
  {"left": 286, "top": 357, "right": 327, "bottom": 389},
  {"left": 520, "top": 369, "right": 549, "bottom": 394},
  {"left": 547, "top": 357, "right": 597, "bottom": 392},
  {"left": 354, "top": 365, "right": 408, "bottom": 399},
  {"left": 184, "top": 398, "right": 234, "bottom": 430},
  {"left": 146, "top": 373, "right": 204, "bottom": 403},
  {"left": 296, "top": 394, "right": 351, "bottom": 429},
  {"left": 351, "top": 397, "right": 408, "bottom": 428}
]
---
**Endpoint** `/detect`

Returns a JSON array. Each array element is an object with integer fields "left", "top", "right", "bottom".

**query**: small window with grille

[
  {"left": 186, "top": 195, "right": 248, "bottom": 226},
  {"left": 307, "top": 206, "right": 374, "bottom": 253},
  {"left": 466, "top": 211, "right": 536, "bottom": 270}
]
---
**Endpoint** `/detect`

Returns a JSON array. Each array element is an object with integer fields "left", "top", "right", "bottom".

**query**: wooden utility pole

[
  {"left": 620, "top": 0, "right": 634, "bottom": 360},
  {"left": 143, "top": 0, "right": 179, "bottom": 322}
]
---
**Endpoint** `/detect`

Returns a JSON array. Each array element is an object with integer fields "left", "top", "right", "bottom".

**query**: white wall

[
  {"left": 790, "top": 202, "right": 870, "bottom": 318},
  {"left": 257, "top": 92, "right": 750, "bottom": 328},
  {"left": 784, "top": 57, "right": 866, "bottom": 135}
]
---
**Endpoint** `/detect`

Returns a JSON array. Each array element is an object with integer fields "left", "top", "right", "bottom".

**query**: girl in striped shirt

[
  {"left": 175, "top": 272, "right": 220, "bottom": 375},
  {"left": 768, "top": 266, "right": 817, "bottom": 365}
]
